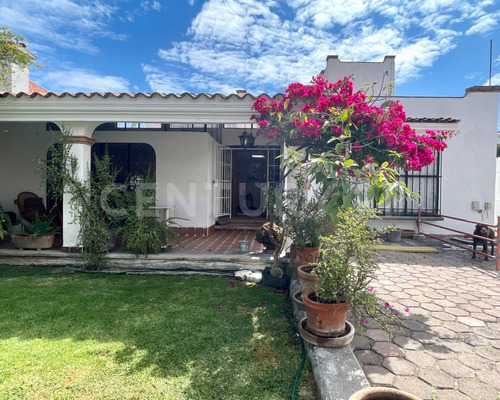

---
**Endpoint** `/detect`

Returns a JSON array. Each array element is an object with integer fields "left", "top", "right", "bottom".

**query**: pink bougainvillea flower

[
  {"left": 394, "top": 310, "right": 400, "bottom": 316},
  {"left": 360, "top": 318, "right": 367, "bottom": 324},
  {"left": 369, "top": 286, "right": 375, "bottom": 293},
  {"left": 405, "top": 308, "right": 410, "bottom": 312},
  {"left": 262, "top": 301, "right": 268, "bottom": 307},
  {"left": 385, "top": 302, "right": 391, "bottom": 308}
]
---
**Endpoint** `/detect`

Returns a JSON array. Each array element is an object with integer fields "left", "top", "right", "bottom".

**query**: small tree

[
  {"left": 252, "top": 75, "right": 451, "bottom": 220},
  {"left": 39, "top": 128, "right": 118, "bottom": 269},
  {"left": 0, "top": 27, "right": 39, "bottom": 88}
]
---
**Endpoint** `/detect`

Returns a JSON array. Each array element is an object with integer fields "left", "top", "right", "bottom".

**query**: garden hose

[{"left": 283, "top": 291, "right": 307, "bottom": 400}]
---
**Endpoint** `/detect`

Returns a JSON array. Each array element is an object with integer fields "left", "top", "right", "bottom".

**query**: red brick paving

[{"left": 171, "top": 230, "right": 263, "bottom": 254}]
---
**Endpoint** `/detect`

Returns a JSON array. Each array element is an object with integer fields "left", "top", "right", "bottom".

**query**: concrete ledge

[
  {"left": 308, "top": 345, "right": 369, "bottom": 400},
  {"left": 290, "top": 278, "right": 369, "bottom": 400},
  {"left": 0, "top": 248, "right": 271, "bottom": 271}
]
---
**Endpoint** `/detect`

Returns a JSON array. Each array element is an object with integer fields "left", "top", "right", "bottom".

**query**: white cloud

[
  {"left": 141, "top": 1, "right": 162, "bottom": 12},
  {"left": 148, "top": 0, "right": 497, "bottom": 94},
  {"left": 0, "top": 0, "right": 123, "bottom": 54},
  {"left": 485, "top": 73, "right": 500, "bottom": 86},
  {"left": 189, "top": 0, "right": 195, "bottom": 5},
  {"left": 36, "top": 67, "right": 130, "bottom": 92},
  {"left": 141, "top": 64, "right": 187, "bottom": 93},
  {"left": 466, "top": 12, "right": 500, "bottom": 35}
]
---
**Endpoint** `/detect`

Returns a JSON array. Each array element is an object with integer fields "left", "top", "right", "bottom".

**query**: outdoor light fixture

[
  {"left": 239, "top": 128, "right": 255, "bottom": 148},
  {"left": 251, "top": 154, "right": 265, "bottom": 159}
]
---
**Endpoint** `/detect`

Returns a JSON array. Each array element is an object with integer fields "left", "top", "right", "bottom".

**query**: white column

[{"left": 54, "top": 122, "right": 99, "bottom": 250}]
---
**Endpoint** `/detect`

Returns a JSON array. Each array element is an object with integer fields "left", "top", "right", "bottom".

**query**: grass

[{"left": 0, "top": 265, "right": 316, "bottom": 400}]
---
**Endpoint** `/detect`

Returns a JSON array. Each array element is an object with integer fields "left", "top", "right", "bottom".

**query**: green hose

[{"left": 283, "top": 291, "right": 307, "bottom": 400}]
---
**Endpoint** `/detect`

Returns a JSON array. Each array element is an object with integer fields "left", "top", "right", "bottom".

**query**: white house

[{"left": 0, "top": 53, "right": 499, "bottom": 251}]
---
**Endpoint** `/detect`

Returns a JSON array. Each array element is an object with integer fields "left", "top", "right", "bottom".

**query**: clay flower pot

[
  {"left": 349, "top": 387, "right": 422, "bottom": 400},
  {"left": 302, "top": 290, "right": 350, "bottom": 337},
  {"left": 12, "top": 234, "right": 55, "bottom": 250},
  {"left": 289, "top": 245, "right": 319, "bottom": 271},
  {"left": 297, "top": 264, "right": 322, "bottom": 294}
]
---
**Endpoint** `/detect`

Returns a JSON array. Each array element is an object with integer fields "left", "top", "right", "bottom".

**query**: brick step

[
  {"left": 218, "top": 220, "right": 265, "bottom": 226},
  {"left": 215, "top": 225, "right": 260, "bottom": 231}
]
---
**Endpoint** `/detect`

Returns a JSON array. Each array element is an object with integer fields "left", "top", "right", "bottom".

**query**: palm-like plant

[{"left": 14, "top": 212, "right": 59, "bottom": 239}]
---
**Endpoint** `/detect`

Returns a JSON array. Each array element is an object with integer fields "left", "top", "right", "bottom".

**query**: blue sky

[{"left": 0, "top": 0, "right": 499, "bottom": 98}]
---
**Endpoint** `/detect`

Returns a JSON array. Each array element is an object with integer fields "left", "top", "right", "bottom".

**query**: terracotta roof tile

[
  {"left": 28, "top": 81, "right": 49, "bottom": 95},
  {"left": 0, "top": 91, "right": 281, "bottom": 100},
  {"left": 406, "top": 117, "right": 460, "bottom": 124}
]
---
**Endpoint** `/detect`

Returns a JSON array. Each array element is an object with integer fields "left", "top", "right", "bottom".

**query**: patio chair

[
  {"left": 14, "top": 192, "right": 49, "bottom": 222},
  {"left": 0, "top": 202, "right": 18, "bottom": 230}
]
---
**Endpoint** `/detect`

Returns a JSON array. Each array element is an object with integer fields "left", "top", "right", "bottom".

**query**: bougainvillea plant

[{"left": 251, "top": 75, "right": 451, "bottom": 219}]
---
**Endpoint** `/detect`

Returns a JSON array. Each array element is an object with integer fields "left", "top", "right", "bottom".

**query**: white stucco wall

[
  {"left": 0, "top": 122, "right": 52, "bottom": 217},
  {"left": 221, "top": 128, "right": 274, "bottom": 147},
  {"left": 397, "top": 91, "right": 499, "bottom": 235},
  {"left": 0, "top": 63, "right": 30, "bottom": 93},
  {"left": 94, "top": 130, "right": 217, "bottom": 229},
  {"left": 495, "top": 158, "right": 500, "bottom": 222},
  {"left": 321, "top": 55, "right": 395, "bottom": 95}
]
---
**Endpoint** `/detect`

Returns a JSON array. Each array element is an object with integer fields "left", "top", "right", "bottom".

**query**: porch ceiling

[{"left": 0, "top": 92, "right": 268, "bottom": 124}]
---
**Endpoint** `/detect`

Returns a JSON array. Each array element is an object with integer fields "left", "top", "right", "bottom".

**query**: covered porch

[{"left": 0, "top": 91, "right": 281, "bottom": 253}]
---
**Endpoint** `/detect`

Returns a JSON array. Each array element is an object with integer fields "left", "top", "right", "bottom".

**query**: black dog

[{"left": 472, "top": 224, "right": 495, "bottom": 260}]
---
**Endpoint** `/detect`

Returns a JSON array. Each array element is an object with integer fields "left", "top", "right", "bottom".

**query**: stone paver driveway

[{"left": 351, "top": 241, "right": 500, "bottom": 400}]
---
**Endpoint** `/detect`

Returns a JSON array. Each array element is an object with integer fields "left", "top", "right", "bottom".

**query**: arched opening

[{"left": 91, "top": 143, "right": 156, "bottom": 184}]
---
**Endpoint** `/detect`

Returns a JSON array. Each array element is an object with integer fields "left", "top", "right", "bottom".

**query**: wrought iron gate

[{"left": 214, "top": 144, "right": 232, "bottom": 217}]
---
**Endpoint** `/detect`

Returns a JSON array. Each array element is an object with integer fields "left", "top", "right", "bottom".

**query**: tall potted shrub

[
  {"left": 282, "top": 174, "right": 327, "bottom": 272},
  {"left": 302, "top": 206, "right": 397, "bottom": 339}
]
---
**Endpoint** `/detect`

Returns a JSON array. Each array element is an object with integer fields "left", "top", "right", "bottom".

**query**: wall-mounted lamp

[
  {"left": 239, "top": 130, "right": 255, "bottom": 149},
  {"left": 471, "top": 201, "right": 480, "bottom": 212}
]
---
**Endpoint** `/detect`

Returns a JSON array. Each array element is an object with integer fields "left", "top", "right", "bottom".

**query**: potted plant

[
  {"left": 255, "top": 222, "right": 283, "bottom": 251},
  {"left": 302, "top": 206, "right": 398, "bottom": 341},
  {"left": 282, "top": 175, "right": 327, "bottom": 272},
  {"left": 11, "top": 212, "right": 59, "bottom": 250}
]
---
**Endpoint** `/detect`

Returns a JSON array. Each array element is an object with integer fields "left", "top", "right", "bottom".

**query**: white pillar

[{"left": 53, "top": 122, "right": 99, "bottom": 251}]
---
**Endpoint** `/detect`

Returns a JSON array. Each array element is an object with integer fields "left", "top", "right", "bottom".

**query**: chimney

[{"left": 0, "top": 43, "right": 36, "bottom": 93}]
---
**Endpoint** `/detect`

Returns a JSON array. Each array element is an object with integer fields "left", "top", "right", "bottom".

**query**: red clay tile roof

[
  {"left": 0, "top": 91, "right": 279, "bottom": 100},
  {"left": 28, "top": 81, "right": 49, "bottom": 95}
]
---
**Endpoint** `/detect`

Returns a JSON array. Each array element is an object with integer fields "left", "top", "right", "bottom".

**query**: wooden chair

[{"left": 14, "top": 192, "right": 48, "bottom": 222}]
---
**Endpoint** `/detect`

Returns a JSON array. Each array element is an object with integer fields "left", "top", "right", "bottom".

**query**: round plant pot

[
  {"left": 348, "top": 387, "right": 422, "bottom": 400},
  {"left": 302, "top": 290, "right": 350, "bottom": 337},
  {"left": 297, "top": 264, "right": 322, "bottom": 294},
  {"left": 299, "top": 317, "right": 354, "bottom": 347},
  {"left": 387, "top": 229, "right": 402, "bottom": 242},
  {"left": 292, "top": 291, "right": 305, "bottom": 312},
  {"left": 289, "top": 245, "right": 319, "bottom": 272},
  {"left": 12, "top": 234, "right": 55, "bottom": 250}
]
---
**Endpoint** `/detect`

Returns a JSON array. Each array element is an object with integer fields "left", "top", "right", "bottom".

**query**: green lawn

[{"left": 0, "top": 265, "right": 315, "bottom": 400}]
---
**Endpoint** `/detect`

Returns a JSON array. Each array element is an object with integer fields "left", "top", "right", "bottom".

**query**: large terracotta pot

[
  {"left": 289, "top": 245, "right": 319, "bottom": 272},
  {"left": 297, "top": 264, "right": 322, "bottom": 294},
  {"left": 12, "top": 235, "right": 55, "bottom": 250},
  {"left": 349, "top": 387, "right": 422, "bottom": 400},
  {"left": 302, "top": 290, "right": 350, "bottom": 337}
]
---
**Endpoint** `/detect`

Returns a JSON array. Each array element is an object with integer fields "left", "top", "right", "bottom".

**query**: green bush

[{"left": 122, "top": 214, "right": 179, "bottom": 255}]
